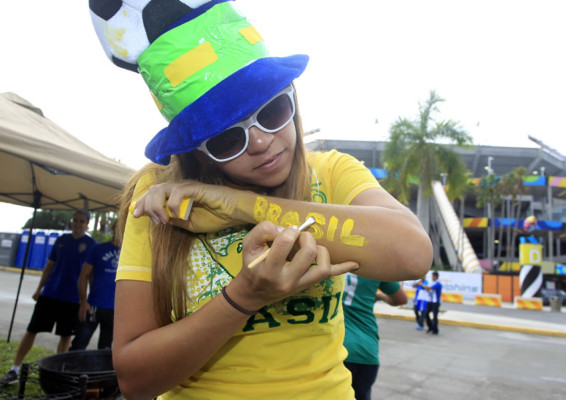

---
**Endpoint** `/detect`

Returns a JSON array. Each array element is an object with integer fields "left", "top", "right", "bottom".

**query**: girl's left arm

[
  {"left": 237, "top": 187, "right": 432, "bottom": 282},
  {"left": 135, "top": 181, "right": 432, "bottom": 282}
]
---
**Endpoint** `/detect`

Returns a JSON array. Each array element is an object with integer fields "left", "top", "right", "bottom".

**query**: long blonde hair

[{"left": 117, "top": 85, "right": 312, "bottom": 326}]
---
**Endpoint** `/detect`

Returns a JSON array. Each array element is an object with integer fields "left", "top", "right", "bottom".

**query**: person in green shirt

[{"left": 343, "top": 272, "right": 408, "bottom": 400}]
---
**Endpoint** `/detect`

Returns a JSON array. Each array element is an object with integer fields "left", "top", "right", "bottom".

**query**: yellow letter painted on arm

[
  {"left": 340, "top": 218, "right": 366, "bottom": 246},
  {"left": 266, "top": 203, "right": 282, "bottom": 224},
  {"left": 280, "top": 211, "right": 301, "bottom": 228},
  {"left": 306, "top": 213, "right": 325, "bottom": 240},
  {"left": 326, "top": 216, "right": 339, "bottom": 242},
  {"left": 253, "top": 196, "right": 269, "bottom": 223}
]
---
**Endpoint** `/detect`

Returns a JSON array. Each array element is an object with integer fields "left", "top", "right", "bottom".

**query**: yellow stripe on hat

[
  {"left": 150, "top": 91, "right": 163, "bottom": 111},
  {"left": 239, "top": 25, "right": 263, "bottom": 45},
  {"left": 164, "top": 41, "right": 218, "bottom": 88}
]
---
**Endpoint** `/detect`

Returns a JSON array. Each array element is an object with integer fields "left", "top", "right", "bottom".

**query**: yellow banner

[{"left": 519, "top": 243, "right": 543, "bottom": 265}]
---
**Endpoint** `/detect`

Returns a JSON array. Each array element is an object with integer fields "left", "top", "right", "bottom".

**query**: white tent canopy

[
  {"left": 0, "top": 92, "right": 135, "bottom": 212},
  {"left": 0, "top": 92, "right": 137, "bottom": 342}
]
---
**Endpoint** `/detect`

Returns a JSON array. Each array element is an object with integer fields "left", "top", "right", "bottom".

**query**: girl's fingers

[
  {"left": 294, "top": 246, "right": 359, "bottom": 290},
  {"left": 166, "top": 183, "right": 192, "bottom": 217},
  {"left": 281, "top": 231, "right": 319, "bottom": 279},
  {"left": 149, "top": 191, "right": 169, "bottom": 223},
  {"left": 293, "top": 245, "right": 330, "bottom": 289},
  {"left": 133, "top": 183, "right": 172, "bottom": 224},
  {"left": 242, "top": 221, "right": 282, "bottom": 264},
  {"left": 329, "top": 261, "right": 360, "bottom": 276},
  {"left": 261, "top": 225, "right": 302, "bottom": 267},
  {"left": 132, "top": 195, "right": 146, "bottom": 217},
  {"left": 133, "top": 193, "right": 163, "bottom": 224}
]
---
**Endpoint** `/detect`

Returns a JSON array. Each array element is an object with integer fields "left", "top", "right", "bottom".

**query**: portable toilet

[
  {"left": 29, "top": 231, "right": 47, "bottom": 270},
  {"left": 15, "top": 230, "right": 31, "bottom": 268},
  {"left": 0, "top": 232, "right": 21, "bottom": 267}
]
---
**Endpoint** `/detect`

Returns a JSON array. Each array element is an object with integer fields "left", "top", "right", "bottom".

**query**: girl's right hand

[
  {"left": 225, "top": 221, "right": 359, "bottom": 311},
  {"left": 132, "top": 180, "right": 253, "bottom": 232}
]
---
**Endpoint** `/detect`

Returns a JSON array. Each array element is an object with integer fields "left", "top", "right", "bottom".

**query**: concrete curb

[
  {"left": 375, "top": 311, "right": 566, "bottom": 338},
  {"left": 0, "top": 266, "right": 42, "bottom": 275}
]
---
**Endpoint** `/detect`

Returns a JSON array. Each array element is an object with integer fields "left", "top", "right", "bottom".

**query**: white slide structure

[{"left": 432, "top": 181, "right": 482, "bottom": 273}]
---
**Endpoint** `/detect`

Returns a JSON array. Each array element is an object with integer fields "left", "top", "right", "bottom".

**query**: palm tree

[
  {"left": 382, "top": 90, "right": 472, "bottom": 233},
  {"left": 505, "top": 167, "right": 527, "bottom": 267},
  {"left": 454, "top": 171, "right": 477, "bottom": 270},
  {"left": 476, "top": 173, "right": 502, "bottom": 261},
  {"left": 486, "top": 167, "right": 527, "bottom": 268},
  {"left": 495, "top": 173, "right": 512, "bottom": 261}
]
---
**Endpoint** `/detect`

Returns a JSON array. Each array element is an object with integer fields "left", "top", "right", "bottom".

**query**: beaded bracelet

[{"left": 221, "top": 286, "right": 258, "bottom": 316}]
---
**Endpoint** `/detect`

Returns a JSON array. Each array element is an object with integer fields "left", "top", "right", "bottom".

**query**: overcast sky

[{"left": 1, "top": 0, "right": 565, "bottom": 231}]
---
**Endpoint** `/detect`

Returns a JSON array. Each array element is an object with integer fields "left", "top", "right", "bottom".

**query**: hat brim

[{"left": 145, "top": 54, "right": 309, "bottom": 165}]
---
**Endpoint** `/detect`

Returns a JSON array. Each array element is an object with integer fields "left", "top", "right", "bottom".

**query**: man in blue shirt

[
  {"left": 0, "top": 210, "right": 96, "bottom": 386},
  {"left": 419, "top": 271, "right": 443, "bottom": 334},
  {"left": 70, "top": 223, "right": 120, "bottom": 350},
  {"left": 412, "top": 276, "right": 430, "bottom": 330}
]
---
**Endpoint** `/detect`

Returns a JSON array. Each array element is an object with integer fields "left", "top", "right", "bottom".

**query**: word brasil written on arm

[{"left": 253, "top": 196, "right": 366, "bottom": 247}]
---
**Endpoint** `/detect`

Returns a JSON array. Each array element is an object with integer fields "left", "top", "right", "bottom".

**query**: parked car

[{"left": 540, "top": 288, "right": 566, "bottom": 306}]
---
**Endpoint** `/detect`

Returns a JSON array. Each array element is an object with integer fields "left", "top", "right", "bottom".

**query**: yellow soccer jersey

[{"left": 118, "top": 150, "right": 381, "bottom": 399}]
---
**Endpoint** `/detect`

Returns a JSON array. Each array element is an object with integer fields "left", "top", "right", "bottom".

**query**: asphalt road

[{"left": 372, "top": 317, "right": 566, "bottom": 400}]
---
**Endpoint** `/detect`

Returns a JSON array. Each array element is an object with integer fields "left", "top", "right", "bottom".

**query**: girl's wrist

[
  {"left": 225, "top": 278, "right": 266, "bottom": 313},
  {"left": 221, "top": 286, "right": 258, "bottom": 315},
  {"left": 234, "top": 191, "right": 258, "bottom": 224}
]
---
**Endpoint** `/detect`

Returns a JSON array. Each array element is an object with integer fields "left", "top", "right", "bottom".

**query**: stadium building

[{"left": 306, "top": 136, "right": 566, "bottom": 296}]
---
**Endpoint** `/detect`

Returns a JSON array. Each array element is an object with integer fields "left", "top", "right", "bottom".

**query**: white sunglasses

[{"left": 197, "top": 85, "right": 296, "bottom": 162}]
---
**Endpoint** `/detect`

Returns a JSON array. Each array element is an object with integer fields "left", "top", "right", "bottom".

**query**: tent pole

[{"left": 7, "top": 207, "right": 37, "bottom": 342}]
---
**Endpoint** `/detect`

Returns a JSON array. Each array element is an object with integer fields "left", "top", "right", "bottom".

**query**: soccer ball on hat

[{"left": 89, "top": 0, "right": 212, "bottom": 72}]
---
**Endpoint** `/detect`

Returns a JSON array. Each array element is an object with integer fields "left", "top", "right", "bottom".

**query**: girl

[{"left": 90, "top": 1, "right": 432, "bottom": 399}]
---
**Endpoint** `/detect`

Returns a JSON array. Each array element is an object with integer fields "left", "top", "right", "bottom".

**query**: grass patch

[{"left": 0, "top": 339, "right": 53, "bottom": 398}]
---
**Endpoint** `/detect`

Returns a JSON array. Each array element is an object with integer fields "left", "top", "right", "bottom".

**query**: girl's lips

[{"left": 254, "top": 151, "right": 283, "bottom": 170}]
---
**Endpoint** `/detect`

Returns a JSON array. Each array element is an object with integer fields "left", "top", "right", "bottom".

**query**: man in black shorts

[{"left": 0, "top": 210, "right": 97, "bottom": 386}]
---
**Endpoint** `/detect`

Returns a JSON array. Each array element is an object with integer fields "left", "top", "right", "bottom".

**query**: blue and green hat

[{"left": 90, "top": 0, "right": 308, "bottom": 165}]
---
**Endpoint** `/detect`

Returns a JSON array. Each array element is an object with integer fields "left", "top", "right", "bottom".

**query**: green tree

[
  {"left": 90, "top": 210, "right": 118, "bottom": 242},
  {"left": 476, "top": 173, "right": 502, "bottom": 261},
  {"left": 504, "top": 167, "right": 527, "bottom": 266},
  {"left": 23, "top": 210, "right": 74, "bottom": 230},
  {"left": 453, "top": 171, "right": 477, "bottom": 271},
  {"left": 495, "top": 175, "right": 509, "bottom": 261},
  {"left": 382, "top": 90, "right": 472, "bottom": 233},
  {"left": 481, "top": 167, "right": 527, "bottom": 267}
]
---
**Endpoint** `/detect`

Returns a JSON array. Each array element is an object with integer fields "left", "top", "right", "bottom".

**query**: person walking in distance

[
  {"left": 0, "top": 211, "right": 96, "bottom": 386},
  {"left": 413, "top": 276, "right": 430, "bottom": 331},
  {"left": 420, "top": 271, "right": 443, "bottom": 334}
]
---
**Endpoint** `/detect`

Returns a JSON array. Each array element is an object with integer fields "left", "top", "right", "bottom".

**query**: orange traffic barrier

[
  {"left": 441, "top": 292, "right": 464, "bottom": 304},
  {"left": 403, "top": 288, "right": 463, "bottom": 304},
  {"left": 475, "top": 293, "right": 502, "bottom": 307},
  {"left": 514, "top": 296, "right": 543, "bottom": 311}
]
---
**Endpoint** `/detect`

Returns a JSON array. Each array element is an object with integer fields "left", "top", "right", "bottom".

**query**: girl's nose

[{"left": 247, "top": 125, "right": 274, "bottom": 154}]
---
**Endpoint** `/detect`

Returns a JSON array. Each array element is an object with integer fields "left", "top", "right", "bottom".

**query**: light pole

[
  {"left": 485, "top": 156, "right": 495, "bottom": 265},
  {"left": 485, "top": 156, "right": 494, "bottom": 176},
  {"left": 542, "top": 167, "right": 554, "bottom": 261}
]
